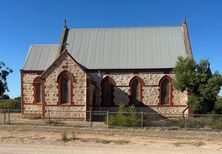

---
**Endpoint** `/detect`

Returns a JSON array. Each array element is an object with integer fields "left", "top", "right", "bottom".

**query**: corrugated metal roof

[
  {"left": 23, "top": 44, "right": 58, "bottom": 70},
  {"left": 66, "top": 26, "right": 187, "bottom": 69},
  {"left": 23, "top": 26, "right": 187, "bottom": 70}
]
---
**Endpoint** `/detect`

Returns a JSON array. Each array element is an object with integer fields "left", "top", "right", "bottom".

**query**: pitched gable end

[{"left": 41, "top": 49, "right": 87, "bottom": 79}]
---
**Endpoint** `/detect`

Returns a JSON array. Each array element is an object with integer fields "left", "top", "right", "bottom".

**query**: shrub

[
  {"left": 184, "top": 117, "right": 205, "bottom": 128},
  {"left": 199, "top": 115, "right": 222, "bottom": 130},
  {"left": 168, "top": 115, "right": 222, "bottom": 130},
  {"left": 0, "top": 99, "right": 18, "bottom": 109},
  {"left": 107, "top": 104, "right": 140, "bottom": 127},
  {"left": 210, "top": 117, "right": 222, "bottom": 129}
]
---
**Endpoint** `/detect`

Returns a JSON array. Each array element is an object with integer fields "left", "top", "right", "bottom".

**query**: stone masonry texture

[
  {"left": 89, "top": 72, "right": 188, "bottom": 115},
  {"left": 22, "top": 58, "right": 188, "bottom": 119}
]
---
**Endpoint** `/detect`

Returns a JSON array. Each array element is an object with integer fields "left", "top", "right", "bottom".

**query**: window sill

[
  {"left": 158, "top": 104, "right": 173, "bottom": 107},
  {"left": 60, "top": 103, "right": 71, "bottom": 105}
]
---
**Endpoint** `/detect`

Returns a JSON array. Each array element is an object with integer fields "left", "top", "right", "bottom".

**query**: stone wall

[
  {"left": 23, "top": 104, "right": 42, "bottom": 115},
  {"left": 22, "top": 68, "right": 188, "bottom": 118},
  {"left": 21, "top": 53, "right": 88, "bottom": 119},
  {"left": 42, "top": 53, "right": 87, "bottom": 120},
  {"left": 44, "top": 54, "right": 87, "bottom": 106},
  {"left": 89, "top": 72, "right": 188, "bottom": 115},
  {"left": 22, "top": 73, "right": 39, "bottom": 104},
  {"left": 45, "top": 106, "right": 86, "bottom": 120},
  {"left": 22, "top": 57, "right": 188, "bottom": 118}
]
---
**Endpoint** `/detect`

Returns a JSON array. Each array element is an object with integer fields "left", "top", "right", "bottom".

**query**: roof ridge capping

[
  {"left": 30, "top": 44, "right": 58, "bottom": 46},
  {"left": 68, "top": 25, "right": 183, "bottom": 30}
]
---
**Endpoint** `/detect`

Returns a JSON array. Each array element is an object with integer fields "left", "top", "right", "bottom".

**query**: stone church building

[{"left": 21, "top": 19, "right": 192, "bottom": 120}]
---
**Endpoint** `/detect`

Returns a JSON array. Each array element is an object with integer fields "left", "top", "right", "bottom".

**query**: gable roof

[
  {"left": 23, "top": 44, "right": 58, "bottom": 70},
  {"left": 66, "top": 26, "right": 187, "bottom": 69},
  {"left": 22, "top": 25, "right": 189, "bottom": 71},
  {"left": 40, "top": 50, "right": 87, "bottom": 79}
]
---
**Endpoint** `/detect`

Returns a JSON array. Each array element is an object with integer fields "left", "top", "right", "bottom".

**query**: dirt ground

[{"left": 0, "top": 125, "right": 222, "bottom": 154}]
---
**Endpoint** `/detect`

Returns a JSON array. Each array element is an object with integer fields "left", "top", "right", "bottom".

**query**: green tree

[
  {"left": 174, "top": 57, "right": 222, "bottom": 114},
  {"left": 0, "top": 61, "right": 13, "bottom": 97},
  {"left": 1, "top": 94, "right": 10, "bottom": 99},
  {"left": 214, "top": 96, "right": 222, "bottom": 114}
]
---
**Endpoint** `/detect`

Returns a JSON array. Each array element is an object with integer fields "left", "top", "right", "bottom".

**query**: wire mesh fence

[{"left": 1, "top": 109, "right": 222, "bottom": 130}]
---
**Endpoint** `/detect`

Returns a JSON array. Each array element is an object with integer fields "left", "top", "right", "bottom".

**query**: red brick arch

[
  {"left": 129, "top": 76, "right": 144, "bottom": 106},
  {"left": 57, "top": 70, "right": 74, "bottom": 105},
  {"left": 158, "top": 75, "right": 173, "bottom": 106},
  {"left": 101, "top": 76, "right": 116, "bottom": 107},
  {"left": 33, "top": 76, "right": 43, "bottom": 104}
]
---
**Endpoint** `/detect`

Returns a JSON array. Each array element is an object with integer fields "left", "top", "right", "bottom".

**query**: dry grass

[
  {"left": 173, "top": 141, "right": 206, "bottom": 147},
  {"left": 80, "top": 138, "right": 130, "bottom": 145},
  {"left": 61, "top": 131, "right": 68, "bottom": 142},
  {"left": 21, "top": 115, "right": 42, "bottom": 120},
  {"left": 0, "top": 124, "right": 222, "bottom": 151}
]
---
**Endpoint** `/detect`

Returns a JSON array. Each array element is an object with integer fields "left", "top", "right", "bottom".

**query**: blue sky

[{"left": 0, "top": 0, "right": 221, "bottom": 98}]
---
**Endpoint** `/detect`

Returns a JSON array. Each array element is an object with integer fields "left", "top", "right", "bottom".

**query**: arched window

[
  {"left": 60, "top": 74, "right": 70, "bottom": 103},
  {"left": 33, "top": 77, "right": 42, "bottom": 103},
  {"left": 57, "top": 71, "right": 73, "bottom": 105},
  {"left": 129, "top": 76, "right": 144, "bottom": 106},
  {"left": 159, "top": 76, "right": 173, "bottom": 105},
  {"left": 101, "top": 76, "right": 115, "bottom": 107}
]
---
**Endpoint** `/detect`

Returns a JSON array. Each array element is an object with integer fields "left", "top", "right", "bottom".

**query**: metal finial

[
  {"left": 183, "top": 15, "right": 187, "bottom": 24},
  {"left": 64, "top": 19, "right": 67, "bottom": 28},
  {"left": 208, "top": 61, "right": 210, "bottom": 67}
]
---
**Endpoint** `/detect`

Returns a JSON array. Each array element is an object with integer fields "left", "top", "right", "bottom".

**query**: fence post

[
  {"left": 7, "top": 109, "right": 10, "bottom": 125},
  {"left": 89, "top": 110, "right": 92, "bottom": 127},
  {"left": 106, "top": 111, "right": 109, "bottom": 128},
  {"left": 48, "top": 109, "right": 51, "bottom": 125},
  {"left": 184, "top": 116, "right": 187, "bottom": 130},
  {"left": 3, "top": 111, "right": 6, "bottom": 125},
  {"left": 141, "top": 111, "right": 143, "bottom": 128}
]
